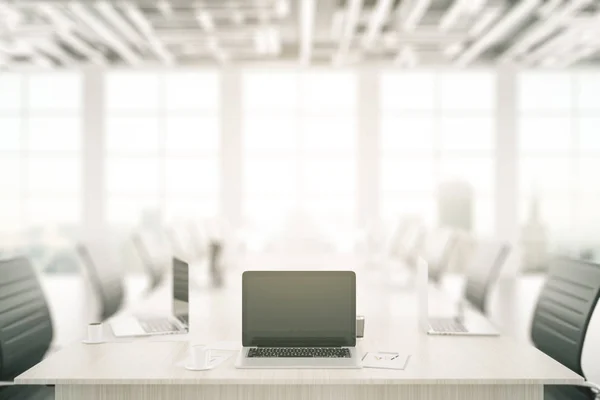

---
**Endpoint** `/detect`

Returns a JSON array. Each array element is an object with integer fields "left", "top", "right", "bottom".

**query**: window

[
  {"left": 242, "top": 70, "right": 357, "bottom": 232},
  {"left": 380, "top": 71, "right": 495, "bottom": 234},
  {"left": 518, "top": 71, "right": 600, "bottom": 256},
  {"left": 105, "top": 71, "right": 220, "bottom": 225},
  {"left": 0, "top": 72, "right": 82, "bottom": 232}
]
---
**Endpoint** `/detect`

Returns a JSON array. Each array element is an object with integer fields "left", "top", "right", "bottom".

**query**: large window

[
  {"left": 0, "top": 72, "right": 82, "bottom": 232},
  {"left": 518, "top": 71, "right": 600, "bottom": 255},
  {"left": 380, "top": 71, "right": 495, "bottom": 234},
  {"left": 242, "top": 70, "right": 357, "bottom": 231},
  {"left": 105, "top": 71, "right": 220, "bottom": 225}
]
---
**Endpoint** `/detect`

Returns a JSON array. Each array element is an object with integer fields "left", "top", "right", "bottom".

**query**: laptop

[
  {"left": 418, "top": 242, "right": 510, "bottom": 336},
  {"left": 235, "top": 271, "right": 362, "bottom": 369},
  {"left": 110, "top": 257, "right": 189, "bottom": 337}
]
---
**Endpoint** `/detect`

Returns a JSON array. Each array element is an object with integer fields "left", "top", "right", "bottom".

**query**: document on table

[{"left": 361, "top": 352, "right": 411, "bottom": 370}]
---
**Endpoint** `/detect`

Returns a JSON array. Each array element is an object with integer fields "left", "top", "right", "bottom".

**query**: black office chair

[
  {"left": 76, "top": 244, "right": 124, "bottom": 321},
  {"left": 0, "top": 256, "right": 55, "bottom": 400},
  {"left": 463, "top": 239, "right": 511, "bottom": 314},
  {"left": 422, "top": 229, "right": 457, "bottom": 284},
  {"left": 531, "top": 257, "right": 600, "bottom": 400},
  {"left": 132, "top": 233, "right": 168, "bottom": 291}
]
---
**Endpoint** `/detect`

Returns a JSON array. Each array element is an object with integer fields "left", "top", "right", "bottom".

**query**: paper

[
  {"left": 177, "top": 350, "right": 234, "bottom": 370},
  {"left": 361, "top": 352, "right": 410, "bottom": 370}
]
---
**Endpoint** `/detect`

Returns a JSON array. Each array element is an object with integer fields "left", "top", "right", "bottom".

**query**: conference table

[{"left": 17, "top": 256, "right": 584, "bottom": 400}]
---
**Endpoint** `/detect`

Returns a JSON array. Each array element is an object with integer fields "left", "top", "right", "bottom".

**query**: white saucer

[
  {"left": 184, "top": 363, "right": 216, "bottom": 371},
  {"left": 82, "top": 339, "right": 105, "bottom": 345}
]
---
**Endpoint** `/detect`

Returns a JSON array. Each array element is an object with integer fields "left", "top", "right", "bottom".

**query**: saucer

[
  {"left": 185, "top": 363, "right": 216, "bottom": 371},
  {"left": 82, "top": 339, "right": 105, "bottom": 345}
]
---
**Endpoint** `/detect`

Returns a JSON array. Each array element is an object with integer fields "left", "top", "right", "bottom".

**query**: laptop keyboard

[
  {"left": 429, "top": 318, "right": 468, "bottom": 333},
  {"left": 139, "top": 318, "right": 180, "bottom": 334},
  {"left": 247, "top": 347, "right": 351, "bottom": 358}
]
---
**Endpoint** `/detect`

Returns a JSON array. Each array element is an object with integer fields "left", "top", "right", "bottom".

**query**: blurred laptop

[{"left": 110, "top": 257, "right": 189, "bottom": 337}]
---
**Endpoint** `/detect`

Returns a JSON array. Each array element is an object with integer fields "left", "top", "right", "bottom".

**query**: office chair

[
  {"left": 463, "top": 239, "right": 511, "bottom": 314},
  {"left": 531, "top": 257, "right": 600, "bottom": 400},
  {"left": 0, "top": 257, "right": 55, "bottom": 400},
  {"left": 422, "top": 228, "right": 457, "bottom": 284},
  {"left": 131, "top": 232, "right": 168, "bottom": 291},
  {"left": 76, "top": 244, "right": 125, "bottom": 321}
]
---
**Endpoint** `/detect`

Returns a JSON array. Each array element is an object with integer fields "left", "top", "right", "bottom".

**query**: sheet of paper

[
  {"left": 177, "top": 350, "right": 234, "bottom": 370},
  {"left": 361, "top": 352, "right": 411, "bottom": 370}
]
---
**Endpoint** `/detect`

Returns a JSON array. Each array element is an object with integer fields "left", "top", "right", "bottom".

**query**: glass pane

[
  {"left": 0, "top": 118, "right": 21, "bottom": 151},
  {"left": 381, "top": 195, "right": 435, "bottom": 224},
  {"left": 165, "top": 116, "right": 219, "bottom": 154},
  {"left": 575, "top": 195, "right": 600, "bottom": 244},
  {"left": 440, "top": 71, "right": 494, "bottom": 111},
  {"left": 0, "top": 156, "right": 21, "bottom": 193},
  {"left": 381, "top": 72, "right": 436, "bottom": 110},
  {"left": 0, "top": 197, "right": 21, "bottom": 232},
  {"left": 244, "top": 116, "right": 297, "bottom": 152},
  {"left": 106, "top": 72, "right": 161, "bottom": 111},
  {"left": 575, "top": 72, "right": 600, "bottom": 110},
  {"left": 439, "top": 157, "right": 494, "bottom": 193},
  {"left": 106, "top": 158, "right": 159, "bottom": 194},
  {"left": 243, "top": 71, "right": 298, "bottom": 110},
  {"left": 519, "top": 195, "right": 572, "bottom": 241},
  {"left": 28, "top": 117, "right": 80, "bottom": 152},
  {"left": 0, "top": 73, "right": 22, "bottom": 111},
  {"left": 108, "top": 197, "right": 160, "bottom": 224},
  {"left": 578, "top": 117, "right": 600, "bottom": 153},
  {"left": 519, "top": 72, "right": 572, "bottom": 111},
  {"left": 302, "top": 117, "right": 356, "bottom": 153},
  {"left": 165, "top": 197, "right": 218, "bottom": 220},
  {"left": 106, "top": 117, "right": 160, "bottom": 154},
  {"left": 244, "top": 194, "right": 295, "bottom": 224},
  {"left": 303, "top": 196, "right": 355, "bottom": 231},
  {"left": 27, "top": 157, "right": 79, "bottom": 194},
  {"left": 381, "top": 158, "right": 435, "bottom": 192},
  {"left": 474, "top": 197, "right": 494, "bottom": 235},
  {"left": 26, "top": 197, "right": 80, "bottom": 225},
  {"left": 440, "top": 116, "right": 494, "bottom": 152},
  {"left": 302, "top": 158, "right": 355, "bottom": 194},
  {"left": 301, "top": 71, "right": 356, "bottom": 111},
  {"left": 28, "top": 73, "right": 81, "bottom": 110},
  {"left": 165, "top": 71, "right": 219, "bottom": 111},
  {"left": 520, "top": 157, "right": 571, "bottom": 194},
  {"left": 381, "top": 116, "right": 435, "bottom": 153},
  {"left": 165, "top": 158, "right": 218, "bottom": 195},
  {"left": 576, "top": 158, "right": 600, "bottom": 193},
  {"left": 519, "top": 117, "right": 571, "bottom": 153},
  {"left": 244, "top": 157, "right": 297, "bottom": 195}
]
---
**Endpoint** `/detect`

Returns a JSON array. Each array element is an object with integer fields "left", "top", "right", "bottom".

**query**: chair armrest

[
  {"left": 577, "top": 381, "right": 600, "bottom": 398},
  {"left": 0, "top": 381, "right": 15, "bottom": 386}
]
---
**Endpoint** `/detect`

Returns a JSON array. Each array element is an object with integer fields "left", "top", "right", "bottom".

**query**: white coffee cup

[
  {"left": 190, "top": 345, "right": 211, "bottom": 369},
  {"left": 86, "top": 322, "right": 104, "bottom": 343}
]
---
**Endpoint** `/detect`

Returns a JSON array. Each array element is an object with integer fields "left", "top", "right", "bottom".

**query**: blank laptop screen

[{"left": 242, "top": 271, "right": 356, "bottom": 347}]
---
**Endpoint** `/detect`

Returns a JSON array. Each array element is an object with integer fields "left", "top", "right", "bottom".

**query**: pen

[{"left": 390, "top": 355, "right": 398, "bottom": 360}]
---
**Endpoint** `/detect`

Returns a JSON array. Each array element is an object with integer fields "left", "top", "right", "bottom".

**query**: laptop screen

[
  {"left": 242, "top": 271, "right": 356, "bottom": 347},
  {"left": 172, "top": 258, "right": 189, "bottom": 320}
]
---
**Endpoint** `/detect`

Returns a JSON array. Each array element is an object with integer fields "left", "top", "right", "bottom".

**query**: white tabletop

[{"left": 18, "top": 265, "right": 582, "bottom": 386}]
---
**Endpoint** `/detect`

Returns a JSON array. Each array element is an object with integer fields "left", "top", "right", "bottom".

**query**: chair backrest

[
  {"left": 0, "top": 257, "right": 53, "bottom": 381},
  {"left": 76, "top": 244, "right": 124, "bottom": 321},
  {"left": 423, "top": 229, "right": 457, "bottom": 283},
  {"left": 463, "top": 240, "right": 511, "bottom": 313},
  {"left": 532, "top": 257, "right": 600, "bottom": 377}
]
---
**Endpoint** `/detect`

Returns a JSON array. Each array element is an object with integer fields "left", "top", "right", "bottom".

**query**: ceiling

[{"left": 0, "top": 0, "right": 599, "bottom": 69}]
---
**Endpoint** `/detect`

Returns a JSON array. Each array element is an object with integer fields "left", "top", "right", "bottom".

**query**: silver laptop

[
  {"left": 235, "top": 271, "right": 362, "bottom": 369},
  {"left": 417, "top": 243, "right": 509, "bottom": 336},
  {"left": 110, "top": 258, "right": 189, "bottom": 337}
]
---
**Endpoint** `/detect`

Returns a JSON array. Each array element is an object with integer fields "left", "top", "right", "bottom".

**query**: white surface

[{"left": 362, "top": 352, "right": 410, "bottom": 370}]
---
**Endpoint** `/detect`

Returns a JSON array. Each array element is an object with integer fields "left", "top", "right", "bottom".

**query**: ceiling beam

[
  {"left": 34, "top": 39, "right": 77, "bottom": 66},
  {"left": 69, "top": 3, "right": 141, "bottom": 64},
  {"left": 334, "top": 0, "right": 363, "bottom": 63},
  {"left": 501, "top": 0, "right": 592, "bottom": 62},
  {"left": 299, "top": 0, "right": 316, "bottom": 63},
  {"left": 361, "top": 0, "right": 394, "bottom": 49},
  {"left": 95, "top": 2, "right": 147, "bottom": 48},
  {"left": 122, "top": 3, "right": 175, "bottom": 65},
  {"left": 468, "top": 5, "right": 503, "bottom": 38},
  {"left": 455, "top": 0, "right": 541, "bottom": 66},
  {"left": 400, "top": 0, "right": 432, "bottom": 32},
  {"left": 439, "top": 0, "right": 466, "bottom": 32},
  {"left": 38, "top": 4, "right": 106, "bottom": 65}
]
